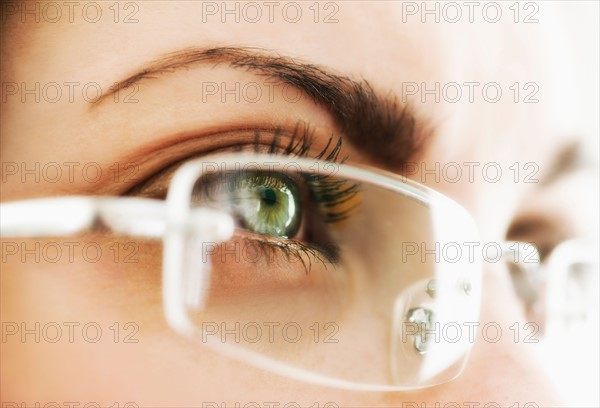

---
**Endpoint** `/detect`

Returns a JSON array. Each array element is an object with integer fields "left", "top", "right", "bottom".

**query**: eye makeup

[{"left": 126, "top": 123, "right": 356, "bottom": 273}]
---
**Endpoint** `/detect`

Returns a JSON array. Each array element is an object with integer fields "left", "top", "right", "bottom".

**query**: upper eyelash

[
  {"left": 125, "top": 123, "right": 341, "bottom": 198},
  {"left": 251, "top": 125, "right": 360, "bottom": 224},
  {"left": 254, "top": 124, "right": 347, "bottom": 164},
  {"left": 305, "top": 176, "right": 361, "bottom": 223}
]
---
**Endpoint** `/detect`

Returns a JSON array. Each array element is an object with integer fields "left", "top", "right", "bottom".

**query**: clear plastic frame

[{"left": 1, "top": 153, "right": 487, "bottom": 391}]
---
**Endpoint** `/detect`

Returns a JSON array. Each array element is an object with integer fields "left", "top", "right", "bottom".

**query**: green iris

[{"left": 228, "top": 173, "right": 301, "bottom": 239}]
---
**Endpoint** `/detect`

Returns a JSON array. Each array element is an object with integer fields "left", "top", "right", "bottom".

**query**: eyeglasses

[{"left": 2, "top": 153, "right": 526, "bottom": 391}]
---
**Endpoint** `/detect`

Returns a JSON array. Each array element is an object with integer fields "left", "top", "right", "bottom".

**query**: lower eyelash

[{"left": 239, "top": 236, "right": 340, "bottom": 274}]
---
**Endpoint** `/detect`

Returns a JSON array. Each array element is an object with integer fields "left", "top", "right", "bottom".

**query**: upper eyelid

[
  {"left": 120, "top": 128, "right": 297, "bottom": 197},
  {"left": 125, "top": 126, "right": 346, "bottom": 199}
]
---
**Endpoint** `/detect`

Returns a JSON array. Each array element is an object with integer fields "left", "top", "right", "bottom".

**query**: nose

[{"left": 376, "top": 262, "right": 563, "bottom": 407}]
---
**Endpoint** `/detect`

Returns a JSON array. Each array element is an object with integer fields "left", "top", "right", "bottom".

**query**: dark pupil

[{"left": 260, "top": 187, "right": 278, "bottom": 206}]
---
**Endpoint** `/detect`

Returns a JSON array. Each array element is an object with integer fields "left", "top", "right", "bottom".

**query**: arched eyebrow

[
  {"left": 540, "top": 141, "right": 592, "bottom": 186},
  {"left": 94, "top": 46, "right": 431, "bottom": 169}
]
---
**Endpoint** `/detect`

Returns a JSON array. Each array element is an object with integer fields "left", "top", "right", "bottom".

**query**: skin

[{"left": 1, "top": 1, "right": 594, "bottom": 406}]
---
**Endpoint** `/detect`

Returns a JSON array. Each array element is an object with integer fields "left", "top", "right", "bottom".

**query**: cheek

[
  {"left": 0, "top": 237, "right": 162, "bottom": 402},
  {"left": 2, "top": 240, "right": 560, "bottom": 407}
]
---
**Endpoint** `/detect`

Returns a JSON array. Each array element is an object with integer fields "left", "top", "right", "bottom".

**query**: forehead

[
  {"left": 3, "top": 2, "right": 460, "bottom": 87},
  {"left": 1, "top": 2, "right": 574, "bottom": 187}
]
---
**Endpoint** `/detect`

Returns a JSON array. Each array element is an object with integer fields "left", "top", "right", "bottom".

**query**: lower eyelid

[
  {"left": 206, "top": 233, "right": 338, "bottom": 281},
  {"left": 243, "top": 235, "right": 336, "bottom": 266}
]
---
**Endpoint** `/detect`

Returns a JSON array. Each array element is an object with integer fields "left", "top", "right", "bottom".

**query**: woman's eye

[
  {"left": 199, "top": 172, "right": 302, "bottom": 239},
  {"left": 189, "top": 167, "right": 359, "bottom": 267},
  {"left": 124, "top": 127, "right": 355, "bottom": 268}
]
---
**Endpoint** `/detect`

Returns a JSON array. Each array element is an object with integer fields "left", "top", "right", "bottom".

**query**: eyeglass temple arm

[
  {"left": 0, "top": 196, "right": 234, "bottom": 241},
  {"left": 0, "top": 197, "right": 166, "bottom": 238}
]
